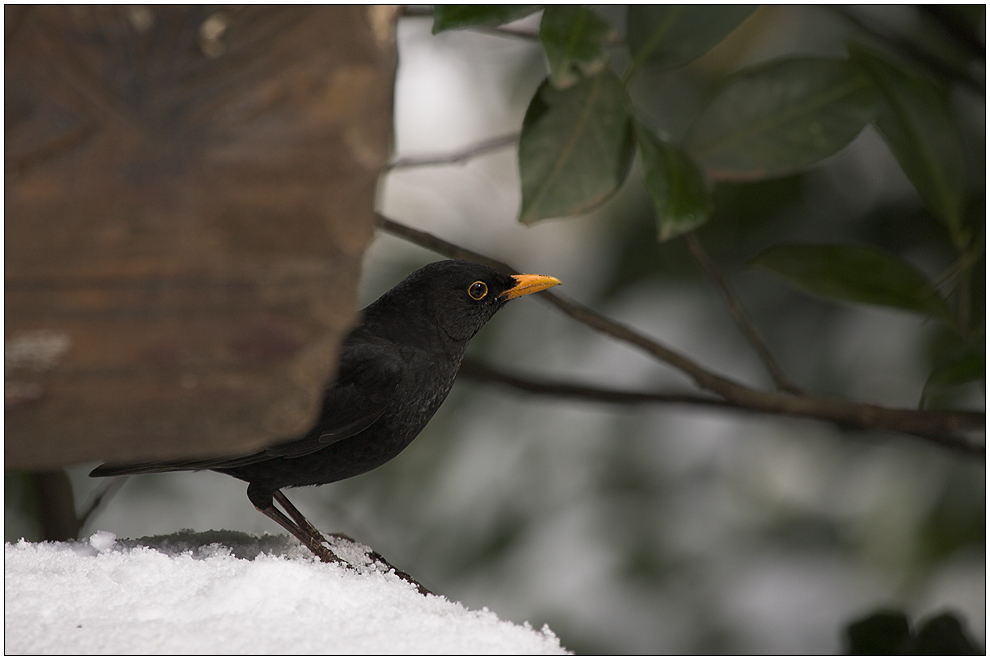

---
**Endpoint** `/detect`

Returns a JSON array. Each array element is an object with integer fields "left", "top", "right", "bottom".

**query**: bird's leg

[
  {"left": 272, "top": 490, "right": 334, "bottom": 552},
  {"left": 248, "top": 487, "right": 431, "bottom": 594},
  {"left": 257, "top": 500, "right": 343, "bottom": 564},
  {"left": 247, "top": 485, "right": 343, "bottom": 564}
]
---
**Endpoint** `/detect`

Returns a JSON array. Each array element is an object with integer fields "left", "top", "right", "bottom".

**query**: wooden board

[{"left": 5, "top": 6, "right": 397, "bottom": 468}]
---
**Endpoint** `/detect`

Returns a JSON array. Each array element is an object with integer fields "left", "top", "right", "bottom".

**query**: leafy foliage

[
  {"left": 518, "top": 70, "right": 633, "bottom": 223},
  {"left": 635, "top": 122, "right": 712, "bottom": 241},
  {"left": 845, "top": 610, "right": 982, "bottom": 654},
  {"left": 922, "top": 346, "right": 986, "bottom": 409},
  {"left": 437, "top": 4, "right": 984, "bottom": 401},
  {"left": 852, "top": 47, "right": 969, "bottom": 248},
  {"left": 425, "top": 11, "right": 984, "bottom": 649},
  {"left": 626, "top": 5, "right": 757, "bottom": 72},
  {"left": 751, "top": 243, "right": 954, "bottom": 323},
  {"left": 682, "top": 58, "right": 877, "bottom": 180},
  {"left": 845, "top": 610, "right": 912, "bottom": 654},
  {"left": 539, "top": 5, "right": 614, "bottom": 89}
]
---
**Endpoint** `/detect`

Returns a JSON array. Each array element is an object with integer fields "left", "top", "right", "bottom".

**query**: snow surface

[{"left": 4, "top": 530, "right": 569, "bottom": 655}]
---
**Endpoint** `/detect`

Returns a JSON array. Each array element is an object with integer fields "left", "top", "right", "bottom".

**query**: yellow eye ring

[{"left": 467, "top": 281, "right": 488, "bottom": 300}]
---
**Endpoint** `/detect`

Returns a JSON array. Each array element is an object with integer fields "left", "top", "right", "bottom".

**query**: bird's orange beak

[{"left": 499, "top": 273, "right": 562, "bottom": 300}]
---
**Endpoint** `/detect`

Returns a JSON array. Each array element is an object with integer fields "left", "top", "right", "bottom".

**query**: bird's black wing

[
  {"left": 90, "top": 339, "right": 404, "bottom": 476},
  {"left": 260, "top": 339, "right": 403, "bottom": 460}
]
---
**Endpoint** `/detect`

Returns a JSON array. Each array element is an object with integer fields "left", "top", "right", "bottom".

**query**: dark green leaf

[
  {"left": 519, "top": 70, "right": 634, "bottom": 223},
  {"left": 539, "top": 6, "right": 614, "bottom": 89},
  {"left": 845, "top": 610, "right": 983, "bottom": 655},
  {"left": 683, "top": 57, "right": 877, "bottom": 180},
  {"left": 845, "top": 610, "right": 912, "bottom": 655},
  {"left": 912, "top": 613, "right": 982, "bottom": 655},
  {"left": 635, "top": 122, "right": 712, "bottom": 241},
  {"left": 851, "top": 48, "right": 967, "bottom": 246},
  {"left": 921, "top": 347, "right": 985, "bottom": 408},
  {"left": 432, "top": 5, "right": 542, "bottom": 33},
  {"left": 752, "top": 244, "right": 954, "bottom": 321},
  {"left": 626, "top": 5, "right": 756, "bottom": 72}
]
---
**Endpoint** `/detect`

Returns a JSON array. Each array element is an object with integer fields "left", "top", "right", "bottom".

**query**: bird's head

[{"left": 370, "top": 260, "right": 561, "bottom": 344}]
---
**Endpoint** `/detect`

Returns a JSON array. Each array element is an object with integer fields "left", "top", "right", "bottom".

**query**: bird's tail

[
  {"left": 89, "top": 460, "right": 201, "bottom": 477},
  {"left": 90, "top": 450, "right": 271, "bottom": 478}
]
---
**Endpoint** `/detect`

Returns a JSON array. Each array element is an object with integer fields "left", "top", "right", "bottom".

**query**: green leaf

[
  {"left": 845, "top": 610, "right": 912, "bottom": 655},
  {"left": 683, "top": 57, "right": 877, "bottom": 180},
  {"left": 851, "top": 48, "right": 967, "bottom": 247},
  {"left": 913, "top": 614, "right": 982, "bottom": 655},
  {"left": 518, "top": 70, "right": 634, "bottom": 223},
  {"left": 626, "top": 5, "right": 756, "bottom": 72},
  {"left": 635, "top": 122, "right": 712, "bottom": 241},
  {"left": 539, "top": 6, "right": 614, "bottom": 89},
  {"left": 921, "top": 347, "right": 985, "bottom": 409},
  {"left": 432, "top": 5, "right": 542, "bottom": 33},
  {"left": 752, "top": 243, "right": 954, "bottom": 321},
  {"left": 845, "top": 610, "right": 982, "bottom": 655}
]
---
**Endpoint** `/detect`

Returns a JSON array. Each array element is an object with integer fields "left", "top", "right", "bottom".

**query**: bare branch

[
  {"left": 460, "top": 359, "right": 987, "bottom": 443},
  {"left": 684, "top": 232, "right": 802, "bottom": 394},
  {"left": 540, "top": 286, "right": 985, "bottom": 457},
  {"left": 378, "top": 214, "right": 761, "bottom": 394},
  {"left": 376, "top": 214, "right": 985, "bottom": 457},
  {"left": 460, "top": 360, "right": 984, "bottom": 457},
  {"left": 459, "top": 358, "right": 746, "bottom": 410},
  {"left": 384, "top": 133, "right": 519, "bottom": 172}
]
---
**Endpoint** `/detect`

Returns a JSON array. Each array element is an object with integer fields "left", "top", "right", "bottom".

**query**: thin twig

[
  {"left": 459, "top": 359, "right": 748, "bottom": 410},
  {"left": 383, "top": 133, "right": 519, "bottom": 172},
  {"left": 379, "top": 213, "right": 767, "bottom": 394},
  {"left": 460, "top": 360, "right": 985, "bottom": 456},
  {"left": 684, "top": 232, "right": 802, "bottom": 394},
  {"left": 538, "top": 283, "right": 984, "bottom": 456},
  {"left": 377, "top": 213, "right": 985, "bottom": 457}
]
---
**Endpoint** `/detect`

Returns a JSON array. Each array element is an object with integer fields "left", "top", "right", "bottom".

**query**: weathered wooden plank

[{"left": 5, "top": 6, "right": 398, "bottom": 468}]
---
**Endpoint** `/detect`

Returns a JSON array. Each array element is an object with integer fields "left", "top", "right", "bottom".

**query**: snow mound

[{"left": 5, "top": 530, "right": 569, "bottom": 655}]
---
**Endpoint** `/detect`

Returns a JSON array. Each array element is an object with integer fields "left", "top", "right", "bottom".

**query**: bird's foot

[
  {"left": 294, "top": 520, "right": 342, "bottom": 563},
  {"left": 370, "top": 553, "right": 432, "bottom": 596},
  {"left": 301, "top": 535, "right": 346, "bottom": 565},
  {"left": 324, "top": 533, "right": 432, "bottom": 596},
  {"left": 261, "top": 490, "right": 431, "bottom": 594}
]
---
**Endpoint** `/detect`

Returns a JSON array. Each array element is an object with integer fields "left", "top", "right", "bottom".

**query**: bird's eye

[{"left": 467, "top": 281, "right": 488, "bottom": 300}]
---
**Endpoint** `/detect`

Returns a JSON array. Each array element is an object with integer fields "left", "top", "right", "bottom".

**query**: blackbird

[{"left": 91, "top": 259, "right": 560, "bottom": 567}]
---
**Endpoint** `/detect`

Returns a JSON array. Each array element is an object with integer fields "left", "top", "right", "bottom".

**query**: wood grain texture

[{"left": 5, "top": 6, "right": 397, "bottom": 468}]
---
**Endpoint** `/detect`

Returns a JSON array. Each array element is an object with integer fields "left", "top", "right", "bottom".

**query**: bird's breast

[{"left": 389, "top": 346, "right": 463, "bottom": 437}]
